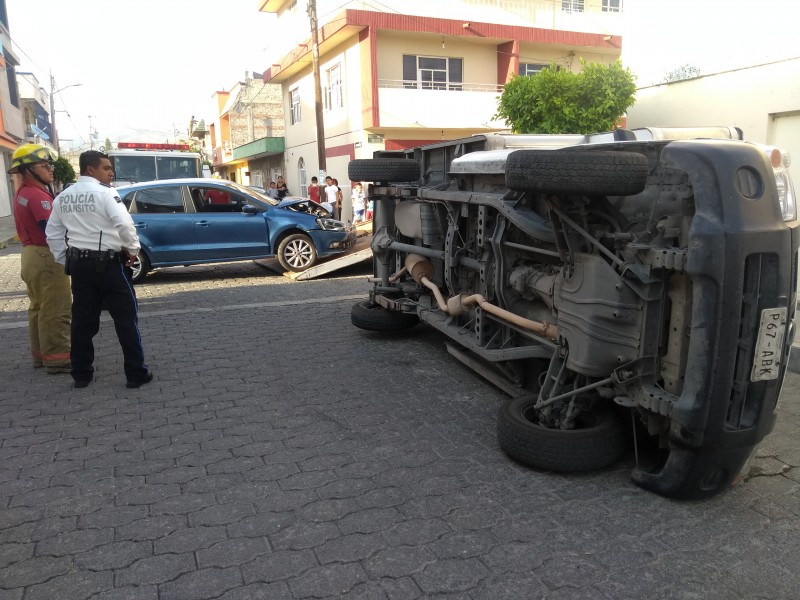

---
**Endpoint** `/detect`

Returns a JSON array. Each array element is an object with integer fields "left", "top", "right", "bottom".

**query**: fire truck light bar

[{"left": 117, "top": 142, "right": 191, "bottom": 151}]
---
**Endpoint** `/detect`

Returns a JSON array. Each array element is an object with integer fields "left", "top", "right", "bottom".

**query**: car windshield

[
  {"left": 156, "top": 156, "right": 200, "bottom": 179},
  {"left": 223, "top": 181, "right": 279, "bottom": 206}
]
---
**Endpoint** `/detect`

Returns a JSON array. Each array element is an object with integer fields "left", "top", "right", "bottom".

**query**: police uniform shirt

[{"left": 46, "top": 175, "right": 140, "bottom": 264}]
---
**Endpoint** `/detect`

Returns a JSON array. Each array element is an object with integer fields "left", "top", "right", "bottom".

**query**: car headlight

[
  {"left": 316, "top": 218, "right": 346, "bottom": 231},
  {"left": 757, "top": 146, "right": 797, "bottom": 222},
  {"left": 775, "top": 166, "right": 797, "bottom": 222}
]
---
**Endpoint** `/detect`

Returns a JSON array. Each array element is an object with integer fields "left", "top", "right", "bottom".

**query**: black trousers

[{"left": 69, "top": 257, "right": 148, "bottom": 382}]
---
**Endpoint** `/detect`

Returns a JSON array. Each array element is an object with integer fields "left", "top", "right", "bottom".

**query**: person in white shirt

[
  {"left": 323, "top": 175, "right": 340, "bottom": 219},
  {"left": 351, "top": 182, "right": 366, "bottom": 223},
  {"left": 46, "top": 150, "right": 152, "bottom": 389}
]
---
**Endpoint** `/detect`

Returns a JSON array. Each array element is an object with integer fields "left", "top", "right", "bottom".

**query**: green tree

[
  {"left": 53, "top": 156, "right": 75, "bottom": 187},
  {"left": 494, "top": 60, "right": 637, "bottom": 134}
]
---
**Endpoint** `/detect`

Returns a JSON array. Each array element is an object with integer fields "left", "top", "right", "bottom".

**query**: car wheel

[
  {"left": 277, "top": 234, "right": 317, "bottom": 272},
  {"left": 497, "top": 396, "right": 627, "bottom": 472},
  {"left": 505, "top": 150, "right": 649, "bottom": 196},
  {"left": 348, "top": 158, "right": 421, "bottom": 183},
  {"left": 130, "top": 251, "right": 150, "bottom": 283},
  {"left": 351, "top": 300, "right": 420, "bottom": 332}
]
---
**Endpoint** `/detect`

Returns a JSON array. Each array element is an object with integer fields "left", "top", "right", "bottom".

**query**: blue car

[{"left": 118, "top": 178, "right": 356, "bottom": 282}]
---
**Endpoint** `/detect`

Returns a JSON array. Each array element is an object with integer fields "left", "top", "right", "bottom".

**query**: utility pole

[
  {"left": 308, "top": 0, "right": 326, "bottom": 173},
  {"left": 88, "top": 115, "right": 96, "bottom": 150},
  {"left": 49, "top": 72, "right": 81, "bottom": 154},
  {"left": 49, "top": 71, "right": 58, "bottom": 152}
]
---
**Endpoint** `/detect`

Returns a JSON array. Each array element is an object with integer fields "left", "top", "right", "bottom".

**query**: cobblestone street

[{"left": 1, "top": 244, "right": 799, "bottom": 600}]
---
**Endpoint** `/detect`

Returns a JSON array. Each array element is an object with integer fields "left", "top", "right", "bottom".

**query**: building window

[
  {"left": 561, "top": 0, "right": 584, "bottom": 13},
  {"left": 519, "top": 63, "right": 549, "bottom": 76},
  {"left": 289, "top": 88, "right": 301, "bottom": 125},
  {"left": 602, "top": 0, "right": 623, "bottom": 11},
  {"left": 6, "top": 65, "right": 19, "bottom": 107},
  {"left": 324, "top": 63, "right": 343, "bottom": 111},
  {"left": 402, "top": 55, "right": 463, "bottom": 91},
  {"left": 298, "top": 157, "right": 307, "bottom": 197}
]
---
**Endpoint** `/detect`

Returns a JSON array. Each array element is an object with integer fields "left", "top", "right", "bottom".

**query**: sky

[
  {"left": 7, "top": 0, "right": 800, "bottom": 149},
  {"left": 620, "top": 0, "right": 800, "bottom": 87},
  {"left": 7, "top": 0, "right": 278, "bottom": 148}
]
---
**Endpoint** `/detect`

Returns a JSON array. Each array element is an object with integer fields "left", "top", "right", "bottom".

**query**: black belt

[{"left": 68, "top": 248, "right": 124, "bottom": 261}]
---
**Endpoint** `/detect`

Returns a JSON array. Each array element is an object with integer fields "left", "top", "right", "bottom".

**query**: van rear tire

[{"left": 351, "top": 300, "right": 419, "bottom": 332}]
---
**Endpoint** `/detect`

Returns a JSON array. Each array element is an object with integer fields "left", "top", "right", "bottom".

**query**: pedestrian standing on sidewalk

[
  {"left": 276, "top": 175, "right": 289, "bottom": 199},
  {"left": 351, "top": 182, "right": 366, "bottom": 223},
  {"left": 333, "top": 178, "right": 344, "bottom": 221},
  {"left": 10, "top": 144, "right": 72, "bottom": 374},
  {"left": 46, "top": 150, "right": 153, "bottom": 389},
  {"left": 323, "top": 175, "right": 339, "bottom": 219},
  {"left": 307, "top": 176, "right": 321, "bottom": 204}
]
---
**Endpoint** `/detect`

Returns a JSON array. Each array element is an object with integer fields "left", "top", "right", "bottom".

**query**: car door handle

[
  {"left": 134, "top": 222, "right": 147, "bottom": 229},
  {"left": 195, "top": 220, "right": 210, "bottom": 227}
]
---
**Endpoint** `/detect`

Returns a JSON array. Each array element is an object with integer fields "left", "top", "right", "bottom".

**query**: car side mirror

[{"left": 242, "top": 205, "right": 258, "bottom": 214}]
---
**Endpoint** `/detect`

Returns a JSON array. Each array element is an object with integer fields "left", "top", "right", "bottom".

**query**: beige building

[
  {"left": 627, "top": 57, "right": 800, "bottom": 184},
  {"left": 209, "top": 73, "right": 286, "bottom": 189},
  {"left": 258, "top": 0, "right": 624, "bottom": 218}
]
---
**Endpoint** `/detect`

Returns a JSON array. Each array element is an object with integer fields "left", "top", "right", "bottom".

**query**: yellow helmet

[{"left": 9, "top": 143, "right": 57, "bottom": 174}]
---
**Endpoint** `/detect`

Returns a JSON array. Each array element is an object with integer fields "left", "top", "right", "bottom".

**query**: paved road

[{"left": 1, "top": 244, "right": 799, "bottom": 600}]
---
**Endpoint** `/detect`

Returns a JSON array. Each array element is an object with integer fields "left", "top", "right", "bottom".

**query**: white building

[{"left": 627, "top": 57, "right": 800, "bottom": 184}]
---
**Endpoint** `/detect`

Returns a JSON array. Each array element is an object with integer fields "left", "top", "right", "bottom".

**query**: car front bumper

[
  {"left": 632, "top": 140, "right": 800, "bottom": 499},
  {"left": 311, "top": 227, "right": 358, "bottom": 257}
]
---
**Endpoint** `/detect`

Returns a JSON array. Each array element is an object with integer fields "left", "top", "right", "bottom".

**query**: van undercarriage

[{"left": 350, "top": 127, "right": 799, "bottom": 499}]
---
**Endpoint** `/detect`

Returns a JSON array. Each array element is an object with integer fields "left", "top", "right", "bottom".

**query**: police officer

[
  {"left": 10, "top": 143, "right": 72, "bottom": 374},
  {"left": 46, "top": 150, "right": 153, "bottom": 389}
]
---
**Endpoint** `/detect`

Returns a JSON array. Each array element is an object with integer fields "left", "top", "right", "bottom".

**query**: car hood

[{"left": 277, "top": 197, "right": 334, "bottom": 218}]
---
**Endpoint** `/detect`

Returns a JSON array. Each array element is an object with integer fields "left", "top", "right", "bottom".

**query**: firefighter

[
  {"left": 10, "top": 143, "right": 71, "bottom": 374},
  {"left": 46, "top": 150, "right": 152, "bottom": 389}
]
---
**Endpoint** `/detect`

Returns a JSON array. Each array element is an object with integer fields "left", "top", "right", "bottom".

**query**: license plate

[{"left": 750, "top": 307, "right": 788, "bottom": 382}]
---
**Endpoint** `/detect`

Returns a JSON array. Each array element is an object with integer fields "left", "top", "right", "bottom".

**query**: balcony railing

[
  {"left": 378, "top": 79, "right": 504, "bottom": 93},
  {"left": 378, "top": 84, "right": 506, "bottom": 129}
]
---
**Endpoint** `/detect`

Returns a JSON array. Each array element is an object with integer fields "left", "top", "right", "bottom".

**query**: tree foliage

[
  {"left": 53, "top": 156, "right": 75, "bottom": 186},
  {"left": 494, "top": 60, "right": 637, "bottom": 134}
]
